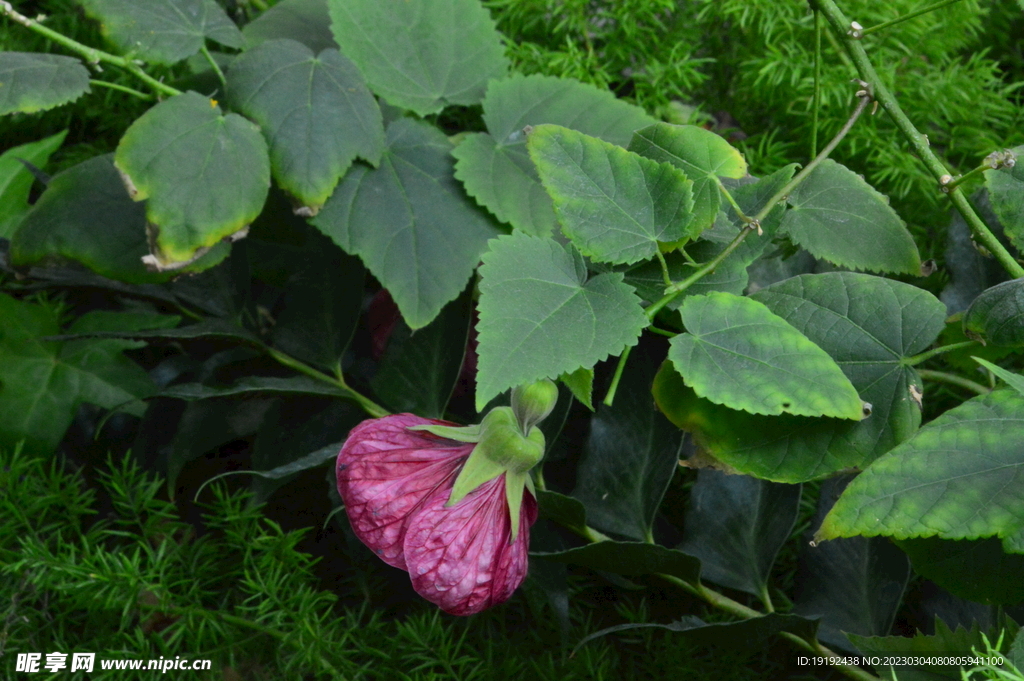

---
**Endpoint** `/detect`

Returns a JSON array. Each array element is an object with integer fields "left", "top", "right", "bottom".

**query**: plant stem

[
  {"left": 88, "top": 79, "right": 153, "bottom": 100},
  {"left": 655, "top": 249, "right": 673, "bottom": 287},
  {"left": 943, "top": 157, "right": 1005, "bottom": 192},
  {"left": 856, "top": 0, "right": 968, "bottom": 37},
  {"left": 602, "top": 344, "right": 632, "bottom": 406},
  {"left": 716, "top": 178, "right": 753, "bottom": 224},
  {"left": 266, "top": 348, "right": 389, "bottom": 418},
  {"left": 815, "top": 0, "right": 1024, "bottom": 280},
  {"left": 200, "top": 44, "right": 228, "bottom": 90},
  {"left": 811, "top": 9, "right": 822, "bottom": 158},
  {"left": 0, "top": 2, "right": 182, "bottom": 98},
  {"left": 917, "top": 369, "right": 990, "bottom": 395},
  {"left": 903, "top": 340, "right": 979, "bottom": 366}
]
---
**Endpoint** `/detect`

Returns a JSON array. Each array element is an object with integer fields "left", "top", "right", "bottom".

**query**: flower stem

[
  {"left": 602, "top": 345, "right": 632, "bottom": 407},
  {"left": 917, "top": 369, "right": 991, "bottom": 395},
  {"left": 88, "top": 79, "right": 153, "bottom": 100},
  {"left": 903, "top": 340, "right": 979, "bottom": 366},
  {"left": 0, "top": 1, "right": 182, "bottom": 98},
  {"left": 266, "top": 347, "right": 389, "bottom": 418},
  {"left": 855, "top": 0, "right": 968, "bottom": 38},
  {"left": 814, "top": 0, "right": 1024, "bottom": 280}
]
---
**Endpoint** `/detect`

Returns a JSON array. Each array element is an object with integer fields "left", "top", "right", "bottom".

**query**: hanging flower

[{"left": 336, "top": 381, "right": 557, "bottom": 616}]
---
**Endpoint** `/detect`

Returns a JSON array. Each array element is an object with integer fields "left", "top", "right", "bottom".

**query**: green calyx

[
  {"left": 445, "top": 407, "right": 545, "bottom": 539},
  {"left": 511, "top": 378, "right": 559, "bottom": 436}
]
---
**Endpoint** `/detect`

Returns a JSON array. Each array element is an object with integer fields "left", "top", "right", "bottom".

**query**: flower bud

[{"left": 511, "top": 378, "right": 558, "bottom": 435}]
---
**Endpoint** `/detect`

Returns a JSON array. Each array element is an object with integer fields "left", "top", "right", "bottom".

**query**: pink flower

[{"left": 337, "top": 413, "right": 539, "bottom": 615}]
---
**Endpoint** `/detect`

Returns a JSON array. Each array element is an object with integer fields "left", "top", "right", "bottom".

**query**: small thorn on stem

[{"left": 848, "top": 20, "right": 863, "bottom": 38}]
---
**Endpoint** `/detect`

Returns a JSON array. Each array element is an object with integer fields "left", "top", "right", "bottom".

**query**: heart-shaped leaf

[
  {"left": 226, "top": 38, "right": 384, "bottom": 212},
  {"left": 0, "top": 52, "right": 90, "bottom": 116},
  {"left": 81, "top": 0, "right": 242, "bottom": 65},
  {"left": 528, "top": 124, "right": 695, "bottom": 264},
  {"left": 114, "top": 92, "right": 270, "bottom": 270},
  {"left": 779, "top": 159, "right": 921, "bottom": 275},
  {"left": 670, "top": 291, "right": 863, "bottom": 419},
  {"left": 817, "top": 389, "right": 1024, "bottom": 555},
  {"left": 475, "top": 232, "right": 647, "bottom": 410},
  {"left": 242, "top": 0, "right": 336, "bottom": 53},
  {"left": 452, "top": 74, "right": 655, "bottom": 236},
  {"left": 312, "top": 117, "right": 500, "bottom": 329},
  {"left": 963, "top": 278, "right": 1024, "bottom": 346},
  {"left": 328, "top": 0, "right": 507, "bottom": 115}
]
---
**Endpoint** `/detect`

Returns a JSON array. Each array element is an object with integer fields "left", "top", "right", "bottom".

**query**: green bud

[{"left": 511, "top": 378, "right": 558, "bottom": 435}]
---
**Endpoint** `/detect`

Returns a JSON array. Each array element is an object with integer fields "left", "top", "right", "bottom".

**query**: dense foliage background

[{"left": 4, "top": 0, "right": 1024, "bottom": 679}]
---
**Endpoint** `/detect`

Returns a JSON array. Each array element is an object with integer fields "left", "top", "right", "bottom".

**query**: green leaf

[
  {"left": 536, "top": 490, "right": 591, "bottom": 537},
  {"left": 528, "top": 124, "right": 695, "bottom": 264},
  {"left": 161, "top": 375, "right": 348, "bottom": 400},
  {"left": 80, "top": 0, "right": 243, "bottom": 65},
  {"left": 677, "top": 470, "right": 801, "bottom": 599},
  {"left": 572, "top": 342, "right": 682, "bottom": 541},
  {"left": 312, "top": 118, "right": 500, "bottom": 329},
  {"left": 574, "top": 614, "right": 817, "bottom": 656},
  {"left": 974, "top": 357, "right": 1024, "bottom": 397},
  {"left": 371, "top": 287, "right": 472, "bottom": 419},
  {"left": 559, "top": 367, "right": 594, "bottom": 410},
  {"left": 816, "top": 389, "right": 1024, "bottom": 555},
  {"left": 10, "top": 155, "right": 229, "bottom": 283},
  {"left": 0, "top": 294, "right": 157, "bottom": 454},
  {"left": 986, "top": 145, "right": 1024, "bottom": 252},
  {"left": 0, "top": 130, "right": 66, "bottom": 238},
  {"left": 628, "top": 123, "right": 747, "bottom": 236},
  {"left": 849, "top": 618, "right": 1008, "bottom": 680},
  {"left": 269, "top": 232, "right": 364, "bottom": 370},
  {"left": 475, "top": 232, "right": 647, "bottom": 411},
  {"left": 241, "top": 0, "right": 336, "bottom": 53},
  {"left": 896, "top": 537, "right": 1024, "bottom": 606},
  {"left": 779, "top": 159, "right": 921, "bottom": 275},
  {"left": 654, "top": 273, "right": 947, "bottom": 482},
  {"left": 795, "top": 476, "right": 911, "bottom": 653},
  {"left": 114, "top": 91, "right": 270, "bottom": 270},
  {"left": 53, "top": 318, "right": 263, "bottom": 346},
  {"left": 327, "top": 0, "right": 507, "bottom": 115},
  {"left": 0, "top": 52, "right": 90, "bottom": 115},
  {"left": 226, "top": 39, "right": 384, "bottom": 212},
  {"left": 534, "top": 541, "right": 701, "bottom": 585},
  {"left": 671, "top": 292, "right": 863, "bottom": 419},
  {"left": 963, "top": 278, "right": 1024, "bottom": 346},
  {"left": 452, "top": 74, "right": 655, "bottom": 236}
]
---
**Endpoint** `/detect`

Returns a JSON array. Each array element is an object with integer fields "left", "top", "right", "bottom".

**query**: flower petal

[
  {"left": 337, "top": 414, "right": 472, "bottom": 570},
  {"left": 404, "top": 474, "right": 538, "bottom": 615}
]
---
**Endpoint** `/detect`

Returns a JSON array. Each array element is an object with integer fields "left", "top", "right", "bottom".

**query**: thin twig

[
  {"left": 903, "top": 340, "right": 979, "bottom": 366},
  {"left": 88, "top": 79, "right": 153, "bottom": 101},
  {"left": 854, "top": 0, "right": 969, "bottom": 38}
]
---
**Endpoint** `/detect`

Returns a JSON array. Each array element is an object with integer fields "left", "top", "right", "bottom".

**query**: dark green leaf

[
  {"left": 795, "top": 477, "right": 910, "bottom": 653},
  {"left": 536, "top": 490, "right": 590, "bottom": 537},
  {"left": 371, "top": 287, "right": 472, "bottom": 418},
  {"left": 779, "top": 159, "right": 921, "bottom": 275},
  {"left": 655, "top": 273, "right": 946, "bottom": 482},
  {"left": 817, "top": 389, "right": 1024, "bottom": 555},
  {"left": 985, "top": 145, "right": 1024, "bottom": 252},
  {"left": 226, "top": 39, "right": 384, "bottom": 211},
  {"left": 534, "top": 541, "right": 701, "bottom": 585},
  {"left": 242, "top": 0, "right": 336, "bottom": 53},
  {"left": 677, "top": 470, "right": 801, "bottom": 599},
  {"left": 114, "top": 91, "right": 270, "bottom": 270},
  {"left": 575, "top": 614, "right": 817, "bottom": 656},
  {"left": 0, "top": 130, "right": 66, "bottom": 238},
  {"left": 161, "top": 375, "right": 348, "bottom": 400},
  {"left": 559, "top": 366, "right": 594, "bottom": 410},
  {"left": 51, "top": 318, "right": 262, "bottom": 346},
  {"left": 312, "top": 117, "right": 500, "bottom": 329},
  {"left": 896, "top": 537, "right": 1024, "bottom": 606},
  {"left": 628, "top": 123, "right": 747, "bottom": 236},
  {"left": 328, "top": 0, "right": 507, "bottom": 115},
  {"left": 624, "top": 239, "right": 749, "bottom": 307},
  {"left": 528, "top": 124, "right": 695, "bottom": 264},
  {"left": 0, "top": 294, "right": 157, "bottom": 454},
  {"left": 963, "top": 278, "right": 1024, "bottom": 346},
  {"left": 671, "top": 291, "right": 863, "bottom": 419},
  {"left": 0, "top": 52, "right": 90, "bottom": 115},
  {"left": 10, "top": 155, "right": 229, "bottom": 283},
  {"left": 81, "top": 0, "right": 242, "bottom": 65},
  {"left": 1011, "top": 628, "right": 1024, "bottom": 671},
  {"left": 452, "top": 74, "right": 655, "bottom": 236},
  {"left": 475, "top": 232, "right": 647, "bottom": 410},
  {"left": 572, "top": 342, "right": 682, "bottom": 541},
  {"left": 269, "top": 233, "right": 364, "bottom": 370}
]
